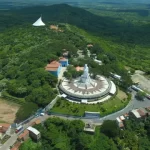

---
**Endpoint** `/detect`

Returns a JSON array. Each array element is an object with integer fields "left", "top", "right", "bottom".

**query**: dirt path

[
  {"left": 131, "top": 70, "right": 150, "bottom": 93},
  {"left": 0, "top": 99, "right": 20, "bottom": 123}
]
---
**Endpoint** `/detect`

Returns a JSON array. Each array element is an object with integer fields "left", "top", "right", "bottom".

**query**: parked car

[{"left": 40, "top": 113, "right": 45, "bottom": 116}]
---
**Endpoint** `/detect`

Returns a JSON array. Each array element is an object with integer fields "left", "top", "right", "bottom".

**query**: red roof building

[
  {"left": 18, "top": 130, "right": 29, "bottom": 141},
  {"left": 45, "top": 61, "right": 61, "bottom": 71},
  {"left": 45, "top": 61, "right": 61, "bottom": 77},
  {"left": 10, "top": 141, "right": 21, "bottom": 150},
  {"left": 76, "top": 66, "right": 84, "bottom": 72},
  {"left": 0, "top": 123, "right": 10, "bottom": 133}
]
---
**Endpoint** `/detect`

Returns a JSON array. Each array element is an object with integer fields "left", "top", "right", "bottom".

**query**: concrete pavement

[{"left": 0, "top": 134, "right": 17, "bottom": 150}]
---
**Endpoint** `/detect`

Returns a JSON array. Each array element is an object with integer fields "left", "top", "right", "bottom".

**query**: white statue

[{"left": 80, "top": 64, "right": 91, "bottom": 83}]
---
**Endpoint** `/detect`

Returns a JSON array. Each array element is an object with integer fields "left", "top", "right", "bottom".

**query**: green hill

[{"left": 0, "top": 4, "right": 150, "bottom": 47}]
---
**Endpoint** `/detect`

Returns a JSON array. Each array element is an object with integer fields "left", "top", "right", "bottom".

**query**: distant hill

[
  {"left": 9, "top": 4, "right": 150, "bottom": 45},
  {"left": 0, "top": 4, "right": 148, "bottom": 47}
]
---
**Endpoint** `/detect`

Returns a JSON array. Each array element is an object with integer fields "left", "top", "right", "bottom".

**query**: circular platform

[{"left": 59, "top": 64, "right": 116, "bottom": 103}]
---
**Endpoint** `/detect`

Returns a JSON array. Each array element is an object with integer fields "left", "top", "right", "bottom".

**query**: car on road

[
  {"left": 15, "top": 125, "right": 23, "bottom": 133},
  {"left": 146, "top": 94, "right": 150, "bottom": 100},
  {"left": 40, "top": 113, "right": 45, "bottom": 116}
]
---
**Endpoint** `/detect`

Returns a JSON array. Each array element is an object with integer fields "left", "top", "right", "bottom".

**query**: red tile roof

[
  {"left": 45, "top": 61, "right": 61, "bottom": 71},
  {"left": 50, "top": 25, "right": 58, "bottom": 30},
  {"left": 18, "top": 130, "right": 29, "bottom": 140},
  {"left": 137, "top": 109, "right": 146, "bottom": 117},
  {"left": 76, "top": 66, "right": 84, "bottom": 72},
  {"left": 11, "top": 141, "right": 21, "bottom": 150},
  {"left": 0, "top": 123, "right": 10, "bottom": 128},
  {"left": 34, "top": 119, "right": 41, "bottom": 125}
]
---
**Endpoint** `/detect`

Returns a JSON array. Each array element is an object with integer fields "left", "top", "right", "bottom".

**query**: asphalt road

[{"left": 1, "top": 91, "right": 150, "bottom": 150}]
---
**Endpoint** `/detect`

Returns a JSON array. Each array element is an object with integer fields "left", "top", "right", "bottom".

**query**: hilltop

[{"left": 0, "top": 4, "right": 149, "bottom": 47}]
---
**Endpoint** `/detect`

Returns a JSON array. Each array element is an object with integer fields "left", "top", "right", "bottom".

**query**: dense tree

[
  {"left": 15, "top": 102, "right": 38, "bottom": 122},
  {"left": 136, "top": 91, "right": 146, "bottom": 101},
  {"left": 101, "top": 120, "right": 119, "bottom": 138},
  {"left": 19, "top": 138, "right": 41, "bottom": 150}
]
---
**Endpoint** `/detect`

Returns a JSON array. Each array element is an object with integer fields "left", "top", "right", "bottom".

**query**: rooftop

[
  {"left": 0, "top": 123, "right": 10, "bottom": 128},
  {"left": 11, "top": 141, "right": 21, "bottom": 150},
  {"left": 18, "top": 130, "right": 29, "bottom": 139},
  {"left": 27, "top": 126, "right": 40, "bottom": 135},
  {"left": 137, "top": 108, "right": 147, "bottom": 117},
  {"left": 120, "top": 115, "right": 125, "bottom": 121},
  {"left": 131, "top": 109, "right": 141, "bottom": 118},
  {"left": 84, "top": 123, "right": 95, "bottom": 132},
  {"left": 59, "top": 57, "right": 68, "bottom": 61},
  {"left": 109, "top": 81, "right": 116, "bottom": 95},
  {"left": 33, "top": 17, "right": 45, "bottom": 26},
  {"left": 116, "top": 117, "right": 122, "bottom": 123},
  {"left": 118, "top": 122, "right": 124, "bottom": 128},
  {"left": 34, "top": 119, "right": 41, "bottom": 125},
  {"left": 45, "top": 61, "right": 61, "bottom": 71},
  {"left": 50, "top": 25, "right": 58, "bottom": 30},
  {"left": 75, "top": 66, "right": 84, "bottom": 72}
]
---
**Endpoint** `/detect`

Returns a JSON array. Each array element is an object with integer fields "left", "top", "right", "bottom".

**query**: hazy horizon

[{"left": 1, "top": 0, "right": 150, "bottom": 4}]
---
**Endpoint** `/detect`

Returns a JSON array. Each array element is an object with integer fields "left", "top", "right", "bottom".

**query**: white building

[
  {"left": 110, "top": 72, "right": 121, "bottom": 80},
  {"left": 27, "top": 126, "right": 41, "bottom": 141},
  {"left": 109, "top": 81, "right": 117, "bottom": 95},
  {"left": 33, "top": 17, "right": 45, "bottom": 26},
  {"left": 94, "top": 59, "right": 102, "bottom": 65}
]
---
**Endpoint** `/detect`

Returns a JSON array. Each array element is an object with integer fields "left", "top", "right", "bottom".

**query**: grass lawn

[{"left": 51, "top": 91, "right": 130, "bottom": 117}]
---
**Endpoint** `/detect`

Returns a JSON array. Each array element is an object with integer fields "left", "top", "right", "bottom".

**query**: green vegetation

[
  {"left": 0, "top": 23, "right": 87, "bottom": 108},
  {"left": 20, "top": 116, "right": 150, "bottom": 150},
  {"left": 101, "top": 120, "right": 119, "bottom": 138},
  {"left": 15, "top": 102, "right": 38, "bottom": 122},
  {"left": 19, "top": 138, "right": 41, "bottom": 150},
  {"left": 64, "top": 65, "right": 83, "bottom": 79},
  {"left": 69, "top": 55, "right": 132, "bottom": 90},
  {"left": 136, "top": 91, "right": 146, "bottom": 101},
  {"left": 51, "top": 95, "right": 130, "bottom": 117},
  {"left": 0, "top": 3, "right": 149, "bottom": 72},
  {"left": 0, "top": 3, "right": 149, "bottom": 121}
]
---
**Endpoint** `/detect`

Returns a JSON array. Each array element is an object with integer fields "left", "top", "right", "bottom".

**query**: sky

[{"left": 0, "top": 0, "right": 150, "bottom": 3}]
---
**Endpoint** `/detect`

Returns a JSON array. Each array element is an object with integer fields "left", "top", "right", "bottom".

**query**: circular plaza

[{"left": 59, "top": 64, "right": 116, "bottom": 103}]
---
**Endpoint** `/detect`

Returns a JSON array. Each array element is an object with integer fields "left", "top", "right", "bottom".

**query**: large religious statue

[{"left": 80, "top": 64, "right": 91, "bottom": 83}]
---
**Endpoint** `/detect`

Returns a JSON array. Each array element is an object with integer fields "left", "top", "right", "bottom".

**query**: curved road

[
  {"left": 48, "top": 91, "right": 150, "bottom": 125},
  {"left": 1, "top": 91, "right": 150, "bottom": 150}
]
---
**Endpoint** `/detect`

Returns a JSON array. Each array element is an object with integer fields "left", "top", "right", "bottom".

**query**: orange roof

[
  {"left": 0, "top": 123, "right": 10, "bottom": 128},
  {"left": 87, "top": 44, "right": 93, "bottom": 47},
  {"left": 59, "top": 57, "right": 68, "bottom": 61},
  {"left": 11, "top": 142, "right": 21, "bottom": 150},
  {"left": 45, "top": 67, "right": 58, "bottom": 71},
  {"left": 45, "top": 61, "right": 61, "bottom": 71},
  {"left": 34, "top": 119, "right": 41, "bottom": 125},
  {"left": 18, "top": 130, "right": 29, "bottom": 139},
  {"left": 137, "top": 109, "right": 146, "bottom": 117},
  {"left": 50, "top": 25, "right": 58, "bottom": 30},
  {"left": 76, "top": 66, "right": 84, "bottom": 72}
]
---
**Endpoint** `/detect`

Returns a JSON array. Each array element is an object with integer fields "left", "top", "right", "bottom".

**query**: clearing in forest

[{"left": 0, "top": 98, "right": 20, "bottom": 123}]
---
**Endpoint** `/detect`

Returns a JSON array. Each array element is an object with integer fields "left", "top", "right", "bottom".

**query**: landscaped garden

[{"left": 50, "top": 90, "right": 131, "bottom": 117}]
